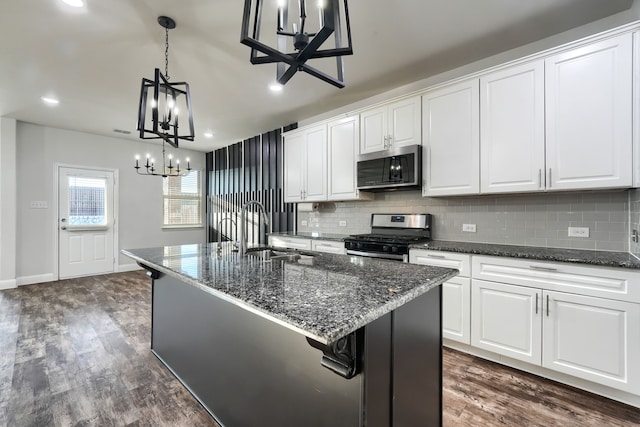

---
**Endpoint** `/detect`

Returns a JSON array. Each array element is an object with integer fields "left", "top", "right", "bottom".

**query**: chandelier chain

[{"left": 164, "top": 26, "right": 170, "bottom": 80}]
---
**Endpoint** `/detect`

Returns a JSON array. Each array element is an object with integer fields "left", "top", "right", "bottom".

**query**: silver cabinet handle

[
  {"left": 546, "top": 294, "right": 550, "bottom": 317},
  {"left": 538, "top": 169, "right": 542, "bottom": 189},
  {"left": 426, "top": 254, "right": 446, "bottom": 259},
  {"left": 535, "top": 293, "right": 539, "bottom": 314},
  {"left": 548, "top": 168, "right": 552, "bottom": 188},
  {"left": 529, "top": 265, "right": 558, "bottom": 272}
]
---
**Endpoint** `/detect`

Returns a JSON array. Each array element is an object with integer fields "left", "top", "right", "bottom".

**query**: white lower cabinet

[
  {"left": 442, "top": 277, "right": 471, "bottom": 344},
  {"left": 542, "top": 290, "right": 640, "bottom": 394},
  {"left": 409, "top": 250, "right": 471, "bottom": 344},
  {"left": 471, "top": 279, "right": 542, "bottom": 365},
  {"left": 470, "top": 255, "right": 640, "bottom": 395}
]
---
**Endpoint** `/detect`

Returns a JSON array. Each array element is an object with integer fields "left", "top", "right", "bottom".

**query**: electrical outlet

[
  {"left": 339, "top": 220, "right": 347, "bottom": 227},
  {"left": 568, "top": 227, "right": 589, "bottom": 238},
  {"left": 462, "top": 223, "right": 476, "bottom": 233},
  {"left": 30, "top": 201, "right": 48, "bottom": 209},
  {"left": 301, "top": 220, "right": 308, "bottom": 226}
]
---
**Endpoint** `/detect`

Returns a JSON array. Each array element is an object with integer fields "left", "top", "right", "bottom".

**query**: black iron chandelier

[
  {"left": 137, "top": 16, "right": 194, "bottom": 149},
  {"left": 240, "top": 0, "right": 353, "bottom": 88},
  {"left": 134, "top": 150, "right": 191, "bottom": 177},
  {"left": 135, "top": 16, "right": 193, "bottom": 177}
]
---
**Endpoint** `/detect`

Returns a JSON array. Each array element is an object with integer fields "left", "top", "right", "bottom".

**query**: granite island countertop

[
  {"left": 411, "top": 240, "right": 640, "bottom": 269},
  {"left": 122, "top": 243, "right": 457, "bottom": 344}
]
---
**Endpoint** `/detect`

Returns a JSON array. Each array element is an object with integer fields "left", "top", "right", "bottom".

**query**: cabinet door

[
  {"left": 388, "top": 96, "right": 421, "bottom": 148},
  {"left": 481, "top": 61, "right": 545, "bottom": 193},
  {"left": 545, "top": 33, "right": 633, "bottom": 190},
  {"left": 303, "top": 125, "right": 328, "bottom": 201},
  {"left": 328, "top": 116, "right": 360, "bottom": 200},
  {"left": 471, "top": 279, "right": 542, "bottom": 364},
  {"left": 283, "top": 131, "right": 305, "bottom": 202},
  {"left": 542, "top": 290, "right": 640, "bottom": 394},
  {"left": 443, "top": 277, "right": 471, "bottom": 345},
  {"left": 422, "top": 79, "right": 480, "bottom": 196},
  {"left": 360, "top": 106, "right": 387, "bottom": 154}
]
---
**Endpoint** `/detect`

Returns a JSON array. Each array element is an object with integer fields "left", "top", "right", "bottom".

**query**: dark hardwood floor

[{"left": 0, "top": 271, "right": 638, "bottom": 426}]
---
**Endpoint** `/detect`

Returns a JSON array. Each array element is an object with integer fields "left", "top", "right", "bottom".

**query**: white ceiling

[{"left": 0, "top": 0, "right": 635, "bottom": 152}]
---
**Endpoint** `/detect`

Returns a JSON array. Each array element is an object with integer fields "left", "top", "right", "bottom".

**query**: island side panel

[
  {"left": 393, "top": 286, "right": 443, "bottom": 427},
  {"left": 151, "top": 274, "right": 363, "bottom": 427}
]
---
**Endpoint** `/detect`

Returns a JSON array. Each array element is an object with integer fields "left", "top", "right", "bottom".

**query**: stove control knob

[
  {"left": 391, "top": 246, "right": 398, "bottom": 253},
  {"left": 382, "top": 245, "right": 390, "bottom": 252},
  {"left": 356, "top": 243, "right": 363, "bottom": 249}
]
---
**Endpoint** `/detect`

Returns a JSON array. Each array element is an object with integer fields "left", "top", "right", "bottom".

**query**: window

[
  {"left": 67, "top": 176, "right": 107, "bottom": 227},
  {"left": 162, "top": 170, "right": 202, "bottom": 227}
]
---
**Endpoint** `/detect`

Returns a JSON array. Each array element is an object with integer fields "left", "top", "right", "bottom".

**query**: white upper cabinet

[
  {"left": 283, "top": 124, "right": 327, "bottom": 203},
  {"left": 284, "top": 131, "right": 306, "bottom": 202},
  {"left": 360, "top": 96, "right": 421, "bottom": 154},
  {"left": 480, "top": 61, "right": 545, "bottom": 193},
  {"left": 545, "top": 33, "right": 633, "bottom": 190},
  {"left": 422, "top": 79, "right": 480, "bottom": 196},
  {"left": 327, "top": 115, "right": 364, "bottom": 201}
]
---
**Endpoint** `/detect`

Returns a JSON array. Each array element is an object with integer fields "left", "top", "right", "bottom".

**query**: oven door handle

[{"left": 346, "top": 249, "right": 406, "bottom": 262}]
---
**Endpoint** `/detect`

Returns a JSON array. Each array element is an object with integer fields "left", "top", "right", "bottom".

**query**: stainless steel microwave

[{"left": 356, "top": 145, "right": 422, "bottom": 191}]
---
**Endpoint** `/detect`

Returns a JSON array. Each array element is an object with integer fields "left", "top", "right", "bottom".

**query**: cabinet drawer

[
  {"left": 472, "top": 255, "right": 640, "bottom": 303},
  {"left": 268, "top": 236, "right": 312, "bottom": 251},
  {"left": 311, "top": 240, "right": 346, "bottom": 255},
  {"left": 410, "top": 250, "right": 471, "bottom": 277}
]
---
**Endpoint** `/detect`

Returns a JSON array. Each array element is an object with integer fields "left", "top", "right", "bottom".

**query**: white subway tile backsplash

[{"left": 297, "top": 190, "right": 634, "bottom": 252}]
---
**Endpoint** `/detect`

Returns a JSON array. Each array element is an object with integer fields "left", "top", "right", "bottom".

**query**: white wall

[
  {"left": 14, "top": 122, "right": 207, "bottom": 285},
  {"left": 0, "top": 118, "right": 17, "bottom": 289}
]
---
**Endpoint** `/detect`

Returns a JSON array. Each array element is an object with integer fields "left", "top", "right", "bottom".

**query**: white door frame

[{"left": 53, "top": 163, "right": 119, "bottom": 280}]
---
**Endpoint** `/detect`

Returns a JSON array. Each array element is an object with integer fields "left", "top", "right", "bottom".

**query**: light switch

[{"left": 30, "top": 201, "right": 48, "bottom": 209}]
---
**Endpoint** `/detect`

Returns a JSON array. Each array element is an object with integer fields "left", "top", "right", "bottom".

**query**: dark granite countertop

[
  {"left": 410, "top": 240, "right": 640, "bottom": 269},
  {"left": 268, "top": 231, "right": 348, "bottom": 242},
  {"left": 122, "top": 243, "right": 457, "bottom": 344}
]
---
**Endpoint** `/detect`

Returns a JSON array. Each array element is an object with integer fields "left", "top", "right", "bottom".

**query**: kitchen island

[{"left": 122, "top": 242, "right": 458, "bottom": 427}]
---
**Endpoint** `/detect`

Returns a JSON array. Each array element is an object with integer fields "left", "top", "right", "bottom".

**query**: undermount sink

[{"left": 246, "top": 248, "right": 314, "bottom": 262}]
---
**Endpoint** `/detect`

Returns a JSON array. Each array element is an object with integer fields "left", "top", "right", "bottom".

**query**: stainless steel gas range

[{"left": 344, "top": 213, "right": 432, "bottom": 262}]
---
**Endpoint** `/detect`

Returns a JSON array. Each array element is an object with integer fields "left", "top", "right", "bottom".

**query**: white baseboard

[
  {"left": 0, "top": 278, "right": 17, "bottom": 290},
  {"left": 16, "top": 273, "right": 56, "bottom": 286},
  {"left": 118, "top": 263, "right": 142, "bottom": 273}
]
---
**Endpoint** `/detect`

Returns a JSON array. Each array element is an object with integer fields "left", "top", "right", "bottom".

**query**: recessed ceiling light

[
  {"left": 269, "top": 83, "right": 283, "bottom": 92},
  {"left": 204, "top": 132, "right": 214, "bottom": 138},
  {"left": 61, "top": 0, "right": 84, "bottom": 7},
  {"left": 41, "top": 96, "right": 60, "bottom": 105}
]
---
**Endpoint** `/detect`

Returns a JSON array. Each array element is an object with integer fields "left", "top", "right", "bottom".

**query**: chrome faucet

[
  {"left": 216, "top": 217, "right": 237, "bottom": 244},
  {"left": 239, "top": 201, "right": 270, "bottom": 255}
]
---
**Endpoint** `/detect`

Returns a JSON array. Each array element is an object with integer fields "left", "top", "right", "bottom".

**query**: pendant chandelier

[
  {"left": 134, "top": 16, "right": 193, "bottom": 177},
  {"left": 137, "top": 16, "right": 194, "bottom": 149},
  {"left": 240, "top": 0, "right": 353, "bottom": 88}
]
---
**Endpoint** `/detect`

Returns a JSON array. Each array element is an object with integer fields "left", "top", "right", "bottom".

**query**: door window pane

[{"left": 67, "top": 176, "right": 107, "bottom": 226}]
